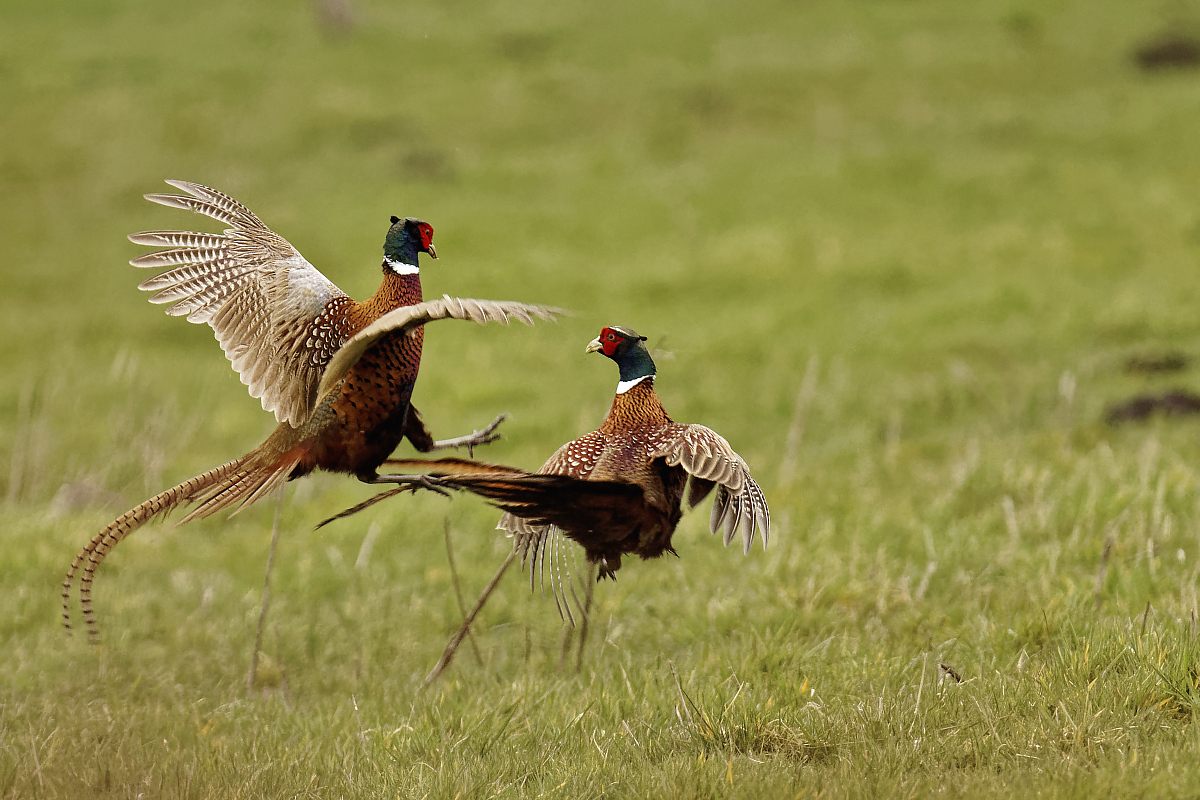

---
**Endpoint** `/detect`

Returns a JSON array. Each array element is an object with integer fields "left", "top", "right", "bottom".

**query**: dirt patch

[
  {"left": 1126, "top": 352, "right": 1190, "bottom": 374},
  {"left": 1106, "top": 390, "right": 1200, "bottom": 424},
  {"left": 1135, "top": 34, "right": 1200, "bottom": 70}
]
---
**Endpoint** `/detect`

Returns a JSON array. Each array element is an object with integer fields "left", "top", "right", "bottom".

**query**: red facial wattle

[
  {"left": 417, "top": 223, "right": 436, "bottom": 257},
  {"left": 600, "top": 327, "right": 622, "bottom": 356}
]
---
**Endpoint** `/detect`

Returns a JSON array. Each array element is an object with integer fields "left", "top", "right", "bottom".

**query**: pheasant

[
  {"left": 61, "top": 180, "right": 562, "bottom": 637},
  {"left": 333, "top": 326, "right": 770, "bottom": 610}
]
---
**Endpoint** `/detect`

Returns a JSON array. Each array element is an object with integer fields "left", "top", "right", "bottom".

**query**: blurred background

[
  {"left": 6, "top": 0, "right": 1200, "bottom": 794},
  {"left": 5, "top": 0, "right": 1200, "bottom": 519}
]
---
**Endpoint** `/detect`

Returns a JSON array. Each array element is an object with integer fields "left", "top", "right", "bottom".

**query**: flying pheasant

[
  {"left": 335, "top": 326, "right": 770, "bottom": 609},
  {"left": 61, "top": 180, "right": 562, "bottom": 637}
]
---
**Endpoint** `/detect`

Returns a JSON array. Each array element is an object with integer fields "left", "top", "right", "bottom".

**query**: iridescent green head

[
  {"left": 383, "top": 216, "right": 436, "bottom": 273},
  {"left": 586, "top": 326, "right": 656, "bottom": 386}
]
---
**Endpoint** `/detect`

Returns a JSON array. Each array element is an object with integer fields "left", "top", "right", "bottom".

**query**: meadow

[{"left": 4, "top": 0, "right": 1200, "bottom": 796}]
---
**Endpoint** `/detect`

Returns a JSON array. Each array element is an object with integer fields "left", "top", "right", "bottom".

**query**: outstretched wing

[
  {"left": 130, "top": 180, "right": 351, "bottom": 426},
  {"left": 650, "top": 424, "right": 770, "bottom": 554},
  {"left": 316, "top": 296, "right": 564, "bottom": 402}
]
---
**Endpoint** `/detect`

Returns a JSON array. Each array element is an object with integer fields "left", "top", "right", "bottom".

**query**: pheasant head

[
  {"left": 383, "top": 216, "right": 436, "bottom": 274},
  {"left": 586, "top": 326, "right": 656, "bottom": 391}
]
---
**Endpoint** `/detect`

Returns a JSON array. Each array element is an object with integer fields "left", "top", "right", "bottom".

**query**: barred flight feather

[
  {"left": 130, "top": 247, "right": 226, "bottom": 270},
  {"left": 128, "top": 231, "right": 227, "bottom": 250},
  {"left": 144, "top": 262, "right": 252, "bottom": 297},
  {"left": 130, "top": 180, "right": 350, "bottom": 426}
]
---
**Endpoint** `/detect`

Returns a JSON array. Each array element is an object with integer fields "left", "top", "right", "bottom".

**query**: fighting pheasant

[
  {"left": 337, "top": 326, "right": 770, "bottom": 603},
  {"left": 61, "top": 180, "right": 562, "bottom": 637}
]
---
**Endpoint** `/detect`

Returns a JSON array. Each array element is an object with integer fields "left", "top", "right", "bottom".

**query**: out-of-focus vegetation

[{"left": 6, "top": 0, "right": 1200, "bottom": 796}]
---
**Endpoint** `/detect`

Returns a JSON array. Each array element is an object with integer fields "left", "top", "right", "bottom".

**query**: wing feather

[
  {"left": 723, "top": 490, "right": 742, "bottom": 547},
  {"left": 316, "top": 295, "right": 564, "bottom": 402},
  {"left": 128, "top": 230, "right": 228, "bottom": 249},
  {"left": 652, "top": 424, "right": 770, "bottom": 552},
  {"left": 129, "top": 180, "right": 350, "bottom": 426}
]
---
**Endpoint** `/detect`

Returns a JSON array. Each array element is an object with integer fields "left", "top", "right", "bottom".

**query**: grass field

[{"left": 6, "top": 0, "right": 1200, "bottom": 796}]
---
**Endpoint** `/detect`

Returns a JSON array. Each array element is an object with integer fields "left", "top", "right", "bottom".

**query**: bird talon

[
  {"left": 415, "top": 475, "right": 452, "bottom": 498},
  {"left": 372, "top": 473, "right": 452, "bottom": 497},
  {"left": 596, "top": 557, "right": 618, "bottom": 582}
]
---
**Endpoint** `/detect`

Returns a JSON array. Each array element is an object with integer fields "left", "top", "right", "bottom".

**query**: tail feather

[
  {"left": 236, "top": 457, "right": 299, "bottom": 512},
  {"left": 62, "top": 448, "right": 302, "bottom": 640},
  {"left": 380, "top": 457, "right": 529, "bottom": 477},
  {"left": 326, "top": 472, "right": 642, "bottom": 533},
  {"left": 177, "top": 448, "right": 304, "bottom": 524},
  {"left": 314, "top": 460, "right": 530, "bottom": 530}
]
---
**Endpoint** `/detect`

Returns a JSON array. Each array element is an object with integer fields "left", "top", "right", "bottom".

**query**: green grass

[{"left": 6, "top": 0, "right": 1200, "bottom": 796}]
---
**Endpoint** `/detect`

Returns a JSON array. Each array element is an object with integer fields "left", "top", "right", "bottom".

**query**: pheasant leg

[
  {"left": 367, "top": 473, "right": 453, "bottom": 497},
  {"left": 314, "top": 474, "right": 452, "bottom": 530},
  {"left": 426, "top": 413, "right": 508, "bottom": 456}
]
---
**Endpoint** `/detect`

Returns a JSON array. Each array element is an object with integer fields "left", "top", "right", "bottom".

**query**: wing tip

[{"left": 163, "top": 178, "right": 203, "bottom": 195}]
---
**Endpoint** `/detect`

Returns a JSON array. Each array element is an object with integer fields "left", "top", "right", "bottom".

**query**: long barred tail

[{"left": 61, "top": 446, "right": 305, "bottom": 640}]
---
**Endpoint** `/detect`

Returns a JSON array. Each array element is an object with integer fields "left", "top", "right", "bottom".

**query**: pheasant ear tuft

[{"left": 390, "top": 215, "right": 400, "bottom": 224}]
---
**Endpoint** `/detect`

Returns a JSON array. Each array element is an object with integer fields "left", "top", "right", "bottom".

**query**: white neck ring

[
  {"left": 385, "top": 256, "right": 420, "bottom": 275},
  {"left": 616, "top": 375, "right": 651, "bottom": 394}
]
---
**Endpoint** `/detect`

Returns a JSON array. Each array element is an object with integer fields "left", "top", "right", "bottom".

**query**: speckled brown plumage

[
  {"left": 303, "top": 278, "right": 426, "bottom": 480},
  {"left": 61, "top": 180, "right": 563, "bottom": 639}
]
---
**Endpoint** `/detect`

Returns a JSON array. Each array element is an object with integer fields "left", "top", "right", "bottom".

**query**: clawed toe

[
  {"left": 371, "top": 473, "right": 452, "bottom": 497},
  {"left": 413, "top": 475, "right": 452, "bottom": 497},
  {"left": 596, "top": 557, "right": 618, "bottom": 582},
  {"left": 476, "top": 413, "right": 507, "bottom": 437}
]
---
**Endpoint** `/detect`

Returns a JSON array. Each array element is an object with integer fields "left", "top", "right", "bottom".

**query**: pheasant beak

[
  {"left": 426, "top": 244, "right": 437, "bottom": 259},
  {"left": 585, "top": 336, "right": 603, "bottom": 354}
]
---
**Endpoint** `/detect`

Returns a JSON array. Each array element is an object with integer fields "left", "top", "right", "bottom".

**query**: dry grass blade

[
  {"left": 424, "top": 549, "right": 517, "bottom": 687},
  {"left": 939, "top": 663, "right": 962, "bottom": 683},
  {"left": 777, "top": 353, "right": 819, "bottom": 485},
  {"left": 443, "top": 518, "right": 484, "bottom": 667},
  {"left": 248, "top": 492, "right": 285, "bottom": 694}
]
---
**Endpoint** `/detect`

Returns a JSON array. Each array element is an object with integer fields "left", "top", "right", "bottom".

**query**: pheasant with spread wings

[{"left": 62, "top": 180, "right": 562, "bottom": 637}]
